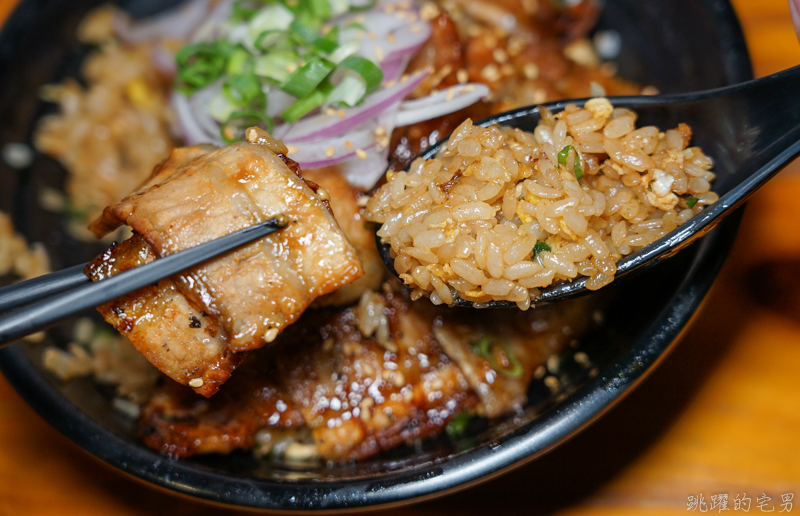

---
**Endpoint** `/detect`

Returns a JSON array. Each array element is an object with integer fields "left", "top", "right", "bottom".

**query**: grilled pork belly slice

[
  {"left": 85, "top": 234, "right": 242, "bottom": 397},
  {"left": 138, "top": 292, "right": 477, "bottom": 461},
  {"left": 89, "top": 136, "right": 363, "bottom": 354}
]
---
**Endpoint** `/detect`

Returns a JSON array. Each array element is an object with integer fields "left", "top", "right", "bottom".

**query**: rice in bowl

[{"left": 365, "top": 98, "right": 719, "bottom": 308}]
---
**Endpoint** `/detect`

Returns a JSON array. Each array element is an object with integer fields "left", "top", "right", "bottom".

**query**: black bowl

[{"left": 0, "top": 0, "right": 752, "bottom": 511}]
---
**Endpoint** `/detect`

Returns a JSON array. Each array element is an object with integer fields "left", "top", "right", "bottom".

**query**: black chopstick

[
  {"left": 0, "top": 263, "right": 90, "bottom": 313},
  {"left": 0, "top": 214, "right": 289, "bottom": 346}
]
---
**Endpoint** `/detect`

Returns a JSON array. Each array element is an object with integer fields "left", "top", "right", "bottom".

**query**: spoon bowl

[{"left": 376, "top": 65, "right": 800, "bottom": 308}]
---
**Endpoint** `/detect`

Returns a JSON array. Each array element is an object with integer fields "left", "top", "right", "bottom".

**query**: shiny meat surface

[
  {"left": 432, "top": 301, "right": 591, "bottom": 417},
  {"left": 85, "top": 235, "right": 243, "bottom": 397},
  {"left": 303, "top": 167, "right": 384, "bottom": 307},
  {"left": 90, "top": 140, "right": 364, "bottom": 352},
  {"left": 138, "top": 291, "right": 478, "bottom": 461},
  {"left": 140, "top": 373, "right": 304, "bottom": 456}
]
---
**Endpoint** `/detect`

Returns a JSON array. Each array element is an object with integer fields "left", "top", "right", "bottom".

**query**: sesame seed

[
  {"left": 344, "top": 140, "right": 354, "bottom": 150},
  {"left": 355, "top": 149, "right": 368, "bottom": 160},
  {"left": 523, "top": 62, "right": 539, "bottom": 80},
  {"left": 400, "top": 74, "right": 409, "bottom": 83},
  {"left": 500, "top": 64, "right": 515, "bottom": 77},
  {"left": 286, "top": 63, "right": 298, "bottom": 73},
  {"left": 574, "top": 351, "right": 590, "bottom": 366},
  {"left": 189, "top": 378, "right": 204, "bottom": 388},
  {"left": 326, "top": 107, "right": 336, "bottom": 116},
  {"left": 375, "top": 46, "right": 385, "bottom": 61},
  {"left": 325, "top": 146, "right": 335, "bottom": 157},
  {"left": 420, "top": 3, "right": 439, "bottom": 20},
  {"left": 375, "top": 125, "right": 386, "bottom": 137},
  {"left": 493, "top": 48, "right": 509, "bottom": 63},
  {"left": 456, "top": 69, "right": 469, "bottom": 84},
  {"left": 387, "top": 33, "right": 396, "bottom": 44},
  {"left": 409, "top": 24, "right": 423, "bottom": 33},
  {"left": 265, "top": 328, "right": 279, "bottom": 343},
  {"left": 316, "top": 187, "right": 331, "bottom": 201},
  {"left": 480, "top": 64, "right": 500, "bottom": 82},
  {"left": 384, "top": 79, "right": 396, "bottom": 88},
  {"left": 379, "top": 137, "right": 390, "bottom": 148},
  {"left": 463, "top": 84, "right": 475, "bottom": 92},
  {"left": 445, "top": 87, "right": 455, "bottom": 101},
  {"left": 544, "top": 375, "right": 560, "bottom": 392},
  {"left": 287, "top": 144, "right": 298, "bottom": 154},
  {"left": 368, "top": 31, "right": 377, "bottom": 40},
  {"left": 337, "top": 109, "right": 346, "bottom": 118}
]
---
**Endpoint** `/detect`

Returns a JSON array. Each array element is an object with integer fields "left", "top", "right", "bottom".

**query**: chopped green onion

[
  {"left": 326, "top": 73, "right": 366, "bottom": 107},
  {"left": 326, "top": 56, "right": 382, "bottom": 107},
  {"left": 223, "top": 73, "right": 264, "bottom": 105},
  {"left": 348, "top": 0, "right": 378, "bottom": 11},
  {"left": 446, "top": 411, "right": 472, "bottom": 439},
  {"left": 308, "top": 0, "right": 332, "bottom": 20},
  {"left": 281, "top": 86, "right": 329, "bottom": 122},
  {"left": 254, "top": 51, "right": 302, "bottom": 83},
  {"left": 327, "top": 0, "right": 350, "bottom": 16},
  {"left": 532, "top": 240, "right": 551, "bottom": 255},
  {"left": 557, "top": 144, "right": 583, "bottom": 180},
  {"left": 327, "top": 39, "right": 361, "bottom": 63},
  {"left": 686, "top": 196, "right": 699, "bottom": 208},
  {"left": 470, "top": 336, "right": 523, "bottom": 379},
  {"left": 343, "top": 21, "right": 368, "bottom": 32},
  {"left": 232, "top": 0, "right": 263, "bottom": 22},
  {"left": 312, "top": 26, "right": 340, "bottom": 54},
  {"left": 289, "top": 18, "right": 322, "bottom": 45},
  {"left": 221, "top": 109, "right": 274, "bottom": 144},
  {"left": 254, "top": 30, "right": 285, "bottom": 52},
  {"left": 175, "top": 41, "right": 236, "bottom": 95},
  {"left": 247, "top": 4, "right": 296, "bottom": 44},
  {"left": 339, "top": 55, "right": 382, "bottom": 96},
  {"left": 280, "top": 57, "right": 335, "bottom": 98},
  {"left": 226, "top": 48, "right": 252, "bottom": 75}
]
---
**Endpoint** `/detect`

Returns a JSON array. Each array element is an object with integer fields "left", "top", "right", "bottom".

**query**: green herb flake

[
  {"left": 686, "top": 196, "right": 699, "bottom": 208},
  {"left": 446, "top": 411, "right": 472, "bottom": 439},
  {"left": 532, "top": 240, "right": 551, "bottom": 255},
  {"left": 557, "top": 145, "right": 582, "bottom": 180},
  {"left": 470, "top": 336, "right": 523, "bottom": 379}
]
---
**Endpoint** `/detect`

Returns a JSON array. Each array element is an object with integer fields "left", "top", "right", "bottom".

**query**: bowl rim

[{"left": 0, "top": 0, "right": 753, "bottom": 511}]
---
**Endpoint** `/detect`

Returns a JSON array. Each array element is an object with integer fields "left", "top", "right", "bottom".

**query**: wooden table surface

[{"left": 3, "top": 1, "right": 800, "bottom": 514}]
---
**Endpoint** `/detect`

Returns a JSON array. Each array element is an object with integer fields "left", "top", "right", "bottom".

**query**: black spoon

[{"left": 376, "top": 65, "right": 800, "bottom": 308}]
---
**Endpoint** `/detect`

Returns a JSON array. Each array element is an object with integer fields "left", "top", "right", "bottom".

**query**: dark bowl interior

[{"left": 0, "top": 0, "right": 752, "bottom": 511}]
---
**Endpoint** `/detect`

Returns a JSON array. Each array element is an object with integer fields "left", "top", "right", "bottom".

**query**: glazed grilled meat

[
  {"left": 140, "top": 291, "right": 478, "bottom": 461},
  {"left": 86, "top": 235, "right": 242, "bottom": 397},
  {"left": 138, "top": 289, "right": 592, "bottom": 461},
  {"left": 86, "top": 138, "right": 364, "bottom": 395}
]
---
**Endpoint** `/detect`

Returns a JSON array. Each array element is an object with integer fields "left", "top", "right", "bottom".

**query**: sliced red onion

[
  {"left": 151, "top": 43, "right": 177, "bottom": 74},
  {"left": 173, "top": 92, "right": 216, "bottom": 145},
  {"left": 190, "top": 0, "right": 234, "bottom": 43},
  {"left": 274, "top": 69, "right": 428, "bottom": 142},
  {"left": 266, "top": 89, "right": 297, "bottom": 118},
  {"left": 380, "top": 56, "right": 409, "bottom": 83},
  {"left": 286, "top": 123, "right": 379, "bottom": 169},
  {"left": 371, "top": 21, "right": 432, "bottom": 63},
  {"left": 114, "top": 0, "right": 211, "bottom": 44},
  {"left": 339, "top": 145, "right": 391, "bottom": 187},
  {"left": 188, "top": 84, "right": 226, "bottom": 142},
  {"left": 395, "top": 83, "right": 491, "bottom": 127},
  {"left": 337, "top": 107, "right": 398, "bottom": 186}
]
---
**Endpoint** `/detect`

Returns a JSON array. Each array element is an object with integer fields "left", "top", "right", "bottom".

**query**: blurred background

[{"left": 0, "top": 0, "right": 799, "bottom": 514}]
